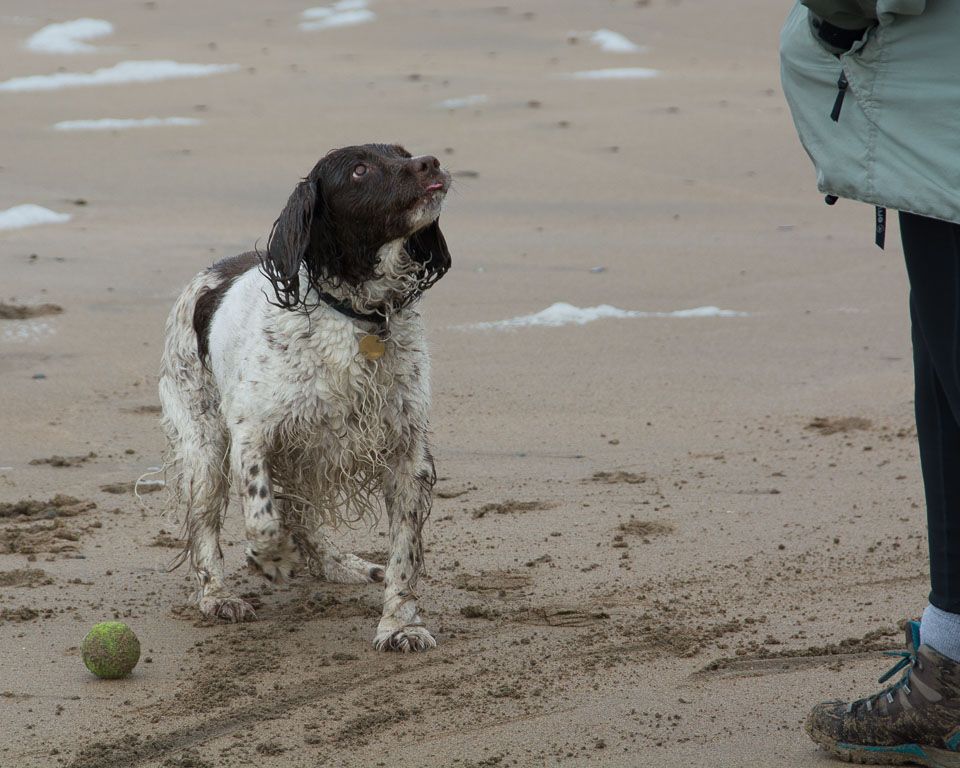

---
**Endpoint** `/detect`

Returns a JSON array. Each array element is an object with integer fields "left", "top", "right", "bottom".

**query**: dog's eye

[{"left": 352, "top": 164, "right": 368, "bottom": 179}]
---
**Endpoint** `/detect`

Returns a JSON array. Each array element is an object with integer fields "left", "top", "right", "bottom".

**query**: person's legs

[
  {"left": 805, "top": 213, "right": 960, "bottom": 766},
  {"left": 902, "top": 211, "right": 960, "bottom": 644}
]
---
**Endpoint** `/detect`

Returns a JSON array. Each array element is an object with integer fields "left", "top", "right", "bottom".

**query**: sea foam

[
  {"left": 0, "top": 204, "right": 71, "bottom": 232},
  {"left": 2, "top": 321, "right": 56, "bottom": 343},
  {"left": 589, "top": 30, "right": 645, "bottom": 53},
  {"left": 300, "top": 1, "right": 375, "bottom": 31},
  {"left": 26, "top": 18, "right": 114, "bottom": 54},
  {"left": 463, "top": 302, "right": 749, "bottom": 330},
  {"left": 0, "top": 60, "right": 241, "bottom": 92},
  {"left": 54, "top": 116, "right": 203, "bottom": 131},
  {"left": 432, "top": 94, "right": 488, "bottom": 110},
  {"left": 559, "top": 67, "right": 660, "bottom": 80}
]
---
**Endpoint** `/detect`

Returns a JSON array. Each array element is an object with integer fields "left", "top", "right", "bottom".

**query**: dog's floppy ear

[
  {"left": 405, "top": 218, "right": 451, "bottom": 287},
  {"left": 261, "top": 178, "right": 320, "bottom": 309}
]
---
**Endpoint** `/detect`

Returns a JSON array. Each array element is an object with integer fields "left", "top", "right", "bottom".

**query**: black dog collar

[
  {"left": 316, "top": 290, "right": 386, "bottom": 325},
  {"left": 316, "top": 290, "right": 390, "bottom": 361}
]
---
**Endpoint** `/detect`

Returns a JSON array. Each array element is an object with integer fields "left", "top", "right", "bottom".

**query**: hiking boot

[{"left": 806, "top": 621, "right": 960, "bottom": 767}]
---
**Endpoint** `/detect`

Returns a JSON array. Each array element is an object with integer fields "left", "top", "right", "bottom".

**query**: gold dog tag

[{"left": 359, "top": 334, "right": 386, "bottom": 361}]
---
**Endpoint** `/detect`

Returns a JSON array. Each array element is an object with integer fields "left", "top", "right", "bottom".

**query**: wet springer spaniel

[{"left": 158, "top": 144, "right": 451, "bottom": 652}]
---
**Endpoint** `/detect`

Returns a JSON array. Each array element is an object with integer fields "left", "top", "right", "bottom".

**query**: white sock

[{"left": 920, "top": 604, "right": 960, "bottom": 662}]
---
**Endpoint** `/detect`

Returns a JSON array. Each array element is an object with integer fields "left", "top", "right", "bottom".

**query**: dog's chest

[{"left": 265, "top": 313, "right": 429, "bottom": 463}]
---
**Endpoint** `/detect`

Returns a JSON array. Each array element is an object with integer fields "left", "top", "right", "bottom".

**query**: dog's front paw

[
  {"left": 374, "top": 619, "right": 436, "bottom": 653},
  {"left": 245, "top": 533, "right": 302, "bottom": 584},
  {"left": 198, "top": 593, "right": 257, "bottom": 622}
]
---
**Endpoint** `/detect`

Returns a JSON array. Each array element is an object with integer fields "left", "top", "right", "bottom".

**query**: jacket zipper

[{"left": 830, "top": 70, "right": 848, "bottom": 122}]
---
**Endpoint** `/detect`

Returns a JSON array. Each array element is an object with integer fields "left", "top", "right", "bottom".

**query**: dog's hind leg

[
  {"left": 182, "top": 442, "right": 256, "bottom": 621},
  {"left": 301, "top": 526, "right": 385, "bottom": 584},
  {"left": 160, "top": 380, "right": 254, "bottom": 621},
  {"left": 374, "top": 442, "right": 437, "bottom": 652}
]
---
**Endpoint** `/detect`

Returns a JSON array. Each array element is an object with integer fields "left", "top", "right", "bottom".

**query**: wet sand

[{"left": 0, "top": 1, "right": 925, "bottom": 766}]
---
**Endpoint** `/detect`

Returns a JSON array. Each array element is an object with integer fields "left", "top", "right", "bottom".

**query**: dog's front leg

[
  {"left": 230, "top": 433, "right": 302, "bottom": 585},
  {"left": 374, "top": 446, "right": 437, "bottom": 652}
]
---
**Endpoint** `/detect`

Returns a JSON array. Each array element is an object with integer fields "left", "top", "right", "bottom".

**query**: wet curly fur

[{"left": 158, "top": 144, "right": 451, "bottom": 652}]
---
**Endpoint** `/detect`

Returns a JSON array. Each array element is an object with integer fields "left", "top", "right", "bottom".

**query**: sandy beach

[{"left": 0, "top": 1, "right": 927, "bottom": 766}]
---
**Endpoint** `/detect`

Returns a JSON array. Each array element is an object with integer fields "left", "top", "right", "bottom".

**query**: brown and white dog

[{"left": 158, "top": 144, "right": 451, "bottom": 652}]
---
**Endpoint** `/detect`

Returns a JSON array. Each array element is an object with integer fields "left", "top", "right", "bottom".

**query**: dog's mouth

[
  {"left": 420, "top": 180, "right": 449, "bottom": 203},
  {"left": 404, "top": 169, "right": 450, "bottom": 235},
  {"left": 410, "top": 177, "right": 448, "bottom": 215},
  {"left": 423, "top": 167, "right": 451, "bottom": 197}
]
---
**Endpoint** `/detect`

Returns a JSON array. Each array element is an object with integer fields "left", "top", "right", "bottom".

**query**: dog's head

[{"left": 263, "top": 143, "right": 452, "bottom": 312}]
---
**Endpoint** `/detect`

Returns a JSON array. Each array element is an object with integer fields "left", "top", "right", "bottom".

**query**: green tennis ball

[{"left": 81, "top": 622, "right": 141, "bottom": 679}]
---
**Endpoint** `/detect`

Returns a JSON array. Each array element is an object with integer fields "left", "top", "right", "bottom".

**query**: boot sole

[{"left": 810, "top": 730, "right": 960, "bottom": 768}]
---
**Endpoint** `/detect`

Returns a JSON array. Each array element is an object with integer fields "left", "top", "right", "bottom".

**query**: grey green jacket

[{"left": 780, "top": 0, "right": 960, "bottom": 225}]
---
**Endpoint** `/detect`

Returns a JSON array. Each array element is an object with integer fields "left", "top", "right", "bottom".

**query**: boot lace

[{"left": 848, "top": 650, "right": 916, "bottom": 713}]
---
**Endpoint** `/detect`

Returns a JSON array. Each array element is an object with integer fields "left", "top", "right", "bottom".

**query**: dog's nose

[{"left": 410, "top": 155, "right": 441, "bottom": 175}]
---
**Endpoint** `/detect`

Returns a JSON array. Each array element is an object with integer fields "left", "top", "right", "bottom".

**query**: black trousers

[{"left": 902, "top": 211, "right": 960, "bottom": 613}]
